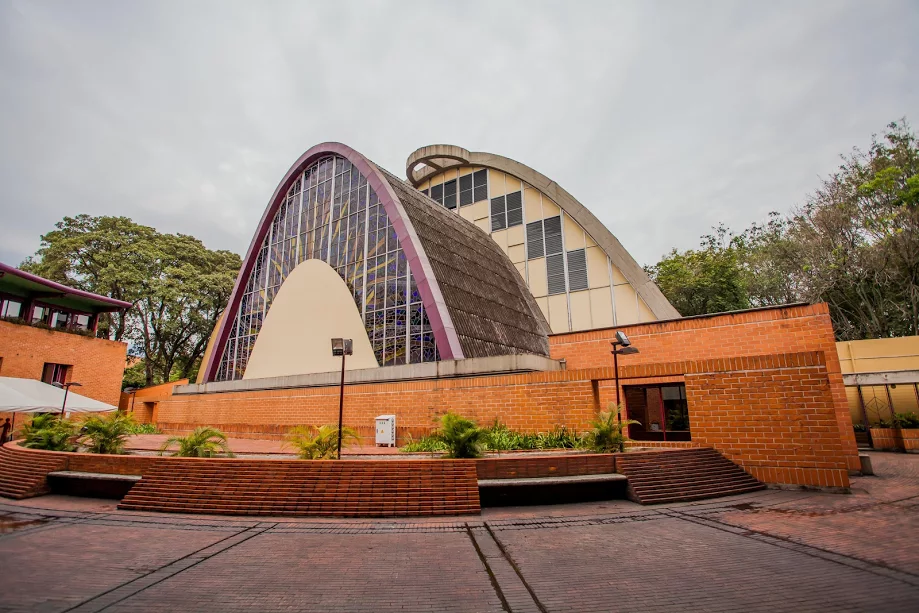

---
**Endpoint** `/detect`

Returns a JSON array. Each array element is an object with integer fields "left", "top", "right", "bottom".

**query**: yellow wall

[
  {"left": 837, "top": 336, "right": 919, "bottom": 424},
  {"left": 420, "top": 165, "right": 656, "bottom": 333}
]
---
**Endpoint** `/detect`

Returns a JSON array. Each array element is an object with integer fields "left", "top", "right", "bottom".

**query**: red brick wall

[
  {"left": 0, "top": 320, "right": 127, "bottom": 407},
  {"left": 549, "top": 303, "right": 860, "bottom": 471},
  {"left": 119, "top": 379, "right": 189, "bottom": 424}
]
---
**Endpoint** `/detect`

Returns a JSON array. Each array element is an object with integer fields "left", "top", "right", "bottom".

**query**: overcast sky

[{"left": 1, "top": 0, "right": 917, "bottom": 269}]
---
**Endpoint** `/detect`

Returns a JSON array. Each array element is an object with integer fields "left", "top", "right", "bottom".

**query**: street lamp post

[
  {"left": 331, "top": 338, "right": 353, "bottom": 460},
  {"left": 610, "top": 331, "right": 639, "bottom": 452},
  {"left": 52, "top": 381, "right": 82, "bottom": 418}
]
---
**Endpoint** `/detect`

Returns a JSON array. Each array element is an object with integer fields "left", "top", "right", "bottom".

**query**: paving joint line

[
  {"left": 466, "top": 524, "right": 511, "bottom": 613},
  {"left": 484, "top": 522, "right": 549, "bottom": 613}
]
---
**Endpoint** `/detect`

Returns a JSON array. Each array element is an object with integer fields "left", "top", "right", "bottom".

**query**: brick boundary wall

[{"left": 548, "top": 303, "right": 860, "bottom": 473}]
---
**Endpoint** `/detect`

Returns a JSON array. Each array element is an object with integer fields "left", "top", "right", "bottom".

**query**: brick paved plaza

[{"left": 1, "top": 453, "right": 918, "bottom": 613}]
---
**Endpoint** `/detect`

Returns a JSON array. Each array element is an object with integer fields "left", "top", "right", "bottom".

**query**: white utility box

[{"left": 375, "top": 414, "right": 396, "bottom": 447}]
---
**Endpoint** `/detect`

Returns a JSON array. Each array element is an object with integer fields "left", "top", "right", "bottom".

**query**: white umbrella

[{"left": 0, "top": 377, "right": 117, "bottom": 413}]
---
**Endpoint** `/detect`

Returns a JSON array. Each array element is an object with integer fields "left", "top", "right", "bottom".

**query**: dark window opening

[
  {"left": 490, "top": 196, "right": 506, "bottom": 231},
  {"left": 459, "top": 174, "right": 473, "bottom": 206},
  {"left": 473, "top": 169, "right": 488, "bottom": 202},
  {"left": 431, "top": 183, "right": 444, "bottom": 206},
  {"left": 625, "top": 384, "right": 690, "bottom": 442},
  {"left": 42, "top": 363, "right": 71, "bottom": 386},
  {"left": 443, "top": 179, "right": 457, "bottom": 209}
]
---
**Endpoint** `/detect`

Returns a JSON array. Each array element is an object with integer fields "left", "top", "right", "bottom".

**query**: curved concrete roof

[{"left": 406, "top": 145, "right": 681, "bottom": 321}]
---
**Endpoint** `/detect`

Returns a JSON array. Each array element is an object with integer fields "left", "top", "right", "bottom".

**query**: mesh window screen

[
  {"left": 547, "top": 253, "right": 567, "bottom": 295},
  {"left": 543, "top": 216, "right": 563, "bottom": 255},
  {"left": 491, "top": 196, "right": 507, "bottom": 231},
  {"left": 473, "top": 169, "right": 488, "bottom": 202},
  {"left": 443, "top": 179, "right": 457, "bottom": 210},
  {"left": 505, "top": 191, "right": 523, "bottom": 227},
  {"left": 459, "top": 174, "right": 473, "bottom": 206},
  {"left": 567, "top": 248, "right": 588, "bottom": 291},
  {"left": 526, "top": 221, "right": 544, "bottom": 259},
  {"left": 431, "top": 183, "right": 444, "bottom": 205}
]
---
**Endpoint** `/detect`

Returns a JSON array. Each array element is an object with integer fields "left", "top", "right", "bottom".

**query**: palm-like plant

[
  {"left": 285, "top": 425, "right": 361, "bottom": 460},
  {"left": 581, "top": 406, "right": 639, "bottom": 453},
  {"left": 79, "top": 412, "right": 135, "bottom": 454},
  {"left": 20, "top": 414, "right": 79, "bottom": 452},
  {"left": 432, "top": 412, "right": 488, "bottom": 459},
  {"left": 159, "top": 426, "right": 235, "bottom": 458}
]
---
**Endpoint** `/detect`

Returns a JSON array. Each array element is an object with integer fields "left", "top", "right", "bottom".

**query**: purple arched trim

[{"left": 202, "top": 142, "right": 464, "bottom": 382}]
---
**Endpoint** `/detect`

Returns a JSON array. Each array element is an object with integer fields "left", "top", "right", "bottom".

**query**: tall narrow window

[
  {"left": 543, "top": 216, "right": 563, "bottom": 255},
  {"left": 505, "top": 191, "right": 523, "bottom": 227},
  {"left": 567, "top": 249, "right": 588, "bottom": 291},
  {"left": 459, "top": 174, "right": 473, "bottom": 206},
  {"left": 473, "top": 169, "right": 488, "bottom": 202},
  {"left": 526, "top": 221, "right": 544, "bottom": 260},
  {"left": 431, "top": 183, "right": 444, "bottom": 206},
  {"left": 490, "top": 196, "right": 506, "bottom": 231},
  {"left": 42, "top": 363, "right": 70, "bottom": 385},
  {"left": 547, "top": 253, "right": 566, "bottom": 295},
  {"left": 443, "top": 179, "right": 457, "bottom": 209}
]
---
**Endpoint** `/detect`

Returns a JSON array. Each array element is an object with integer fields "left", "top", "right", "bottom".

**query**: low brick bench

[
  {"left": 47, "top": 471, "right": 141, "bottom": 500},
  {"left": 478, "top": 472, "right": 627, "bottom": 507}
]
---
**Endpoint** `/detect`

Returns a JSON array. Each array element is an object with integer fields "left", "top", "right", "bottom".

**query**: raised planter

[
  {"left": 870, "top": 427, "right": 905, "bottom": 452},
  {"left": 903, "top": 428, "right": 919, "bottom": 453}
]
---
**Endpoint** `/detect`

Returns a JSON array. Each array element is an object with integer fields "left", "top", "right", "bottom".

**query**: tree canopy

[
  {"left": 22, "top": 215, "right": 240, "bottom": 386},
  {"left": 647, "top": 119, "right": 919, "bottom": 341}
]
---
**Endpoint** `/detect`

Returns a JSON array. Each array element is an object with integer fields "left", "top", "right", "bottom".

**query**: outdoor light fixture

[
  {"left": 52, "top": 381, "right": 82, "bottom": 417},
  {"left": 331, "top": 338, "right": 353, "bottom": 459},
  {"left": 611, "top": 334, "right": 640, "bottom": 452}
]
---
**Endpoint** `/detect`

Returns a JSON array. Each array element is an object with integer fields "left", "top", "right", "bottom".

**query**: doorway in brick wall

[{"left": 624, "top": 384, "right": 691, "bottom": 442}]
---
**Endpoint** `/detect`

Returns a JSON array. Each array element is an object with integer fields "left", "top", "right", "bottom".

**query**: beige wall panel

[
  {"left": 244, "top": 260, "right": 378, "bottom": 379},
  {"left": 443, "top": 168, "right": 457, "bottom": 181},
  {"left": 569, "top": 290, "right": 592, "bottom": 331},
  {"left": 492, "top": 229, "right": 509, "bottom": 253},
  {"left": 610, "top": 263, "right": 628, "bottom": 285},
  {"left": 474, "top": 218, "right": 491, "bottom": 234},
  {"left": 459, "top": 207, "right": 477, "bottom": 223},
  {"left": 542, "top": 198, "right": 561, "bottom": 218},
  {"left": 638, "top": 297, "right": 657, "bottom": 322},
  {"left": 613, "top": 284, "right": 640, "bottom": 325},
  {"left": 429, "top": 173, "right": 443, "bottom": 186},
  {"left": 508, "top": 244, "right": 526, "bottom": 264},
  {"left": 585, "top": 233, "right": 597, "bottom": 248},
  {"left": 547, "top": 294, "right": 570, "bottom": 333},
  {"left": 467, "top": 199, "right": 489, "bottom": 221},
  {"left": 524, "top": 188, "right": 542, "bottom": 221},
  {"left": 535, "top": 296, "right": 550, "bottom": 322},
  {"left": 459, "top": 166, "right": 474, "bottom": 177},
  {"left": 514, "top": 261, "right": 527, "bottom": 281},
  {"left": 506, "top": 225, "right": 525, "bottom": 246},
  {"left": 419, "top": 179, "right": 430, "bottom": 191},
  {"left": 564, "top": 216, "right": 585, "bottom": 250},
  {"left": 586, "top": 247, "right": 611, "bottom": 288},
  {"left": 504, "top": 175, "right": 522, "bottom": 194},
  {"left": 529, "top": 257, "right": 548, "bottom": 297},
  {"left": 589, "top": 288, "right": 615, "bottom": 328},
  {"left": 489, "top": 169, "right": 506, "bottom": 197}
]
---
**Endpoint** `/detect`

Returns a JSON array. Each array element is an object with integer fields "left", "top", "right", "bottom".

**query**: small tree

[
  {"left": 432, "top": 413, "right": 488, "bottom": 459},
  {"left": 159, "top": 426, "right": 234, "bottom": 458},
  {"left": 285, "top": 425, "right": 361, "bottom": 460},
  {"left": 79, "top": 412, "right": 136, "bottom": 454},
  {"left": 581, "top": 406, "right": 639, "bottom": 453},
  {"left": 20, "top": 414, "right": 79, "bottom": 452}
]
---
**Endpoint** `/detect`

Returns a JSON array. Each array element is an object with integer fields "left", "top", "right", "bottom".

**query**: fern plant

[
  {"left": 432, "top": 413, "right": 488, "bottom": 459},
  {"left": 581, "top": 406, "right": 639, "bottom": 453},
  {"left": 285, "top": 425, "right": 360, "bottom": 459},
  {"left": 79, "top": 412, "right": 135, "bottom": 454},
  {"left": 20, "top": 414, "right": 79, "bottom": 452},
  {"left": 159, "top": 427, "right": 235, "bottom": 458}
]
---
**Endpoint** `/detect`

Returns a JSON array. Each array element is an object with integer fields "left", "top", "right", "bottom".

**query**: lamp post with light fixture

[
  {"left": 610, "top": 331, "right": 639, "bottom": 452},
  {"left": 51, "top": 381, "right": 82, "bottom": 418},
  {"left": 331, "top": 338, "right": 353, "bottom": 460}
]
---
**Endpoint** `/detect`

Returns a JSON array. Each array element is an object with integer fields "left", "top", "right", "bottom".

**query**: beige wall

[
  {"left": 420, "top": 165, "right": 659, "bottom": 334},
  {"left": 244, "top": 260, "right": 378, "bottom": 379},
  {"left": 837, "top": 336, "right": 919, "bottom": 424}
]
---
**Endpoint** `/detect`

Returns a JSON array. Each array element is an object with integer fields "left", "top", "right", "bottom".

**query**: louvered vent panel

[
  {"left": 567, "top": 249, "right": 588, "bottom": 291},
  {"left": 459, "top": 174, "right": 473, "bottom": 191},
  {"left": 473, "top": 169, "right": 488, "bottom": 202},
  {"left": 459, "top": 174, "right": 473, "bottom": 206},
  {"left": 543, "top": 216, "right": 563, "bottom": 255},
  {"left": 444, "top": 179, "right": 457, "bottom": 210},
  {"left": 431, "top": 183, "right": 444, "bottom": 205},
  {"left": 526, "top": 221, "right": 544, "bottom": 259},
  {"left": 505, "top": 191, "right": 523, "bottom": 227},
  {"left": 491, "top": 196, "right": 507, "bottom": 231},
  {"left": 547, "top": 253, "right": 567, "bottom": 295}
]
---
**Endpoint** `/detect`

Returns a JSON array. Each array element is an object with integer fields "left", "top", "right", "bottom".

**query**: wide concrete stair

[
  {"left": 118, "top": 459, "right": 481, "bottom": 517},
  {"left": 617, "top": 448, "right": 765, "bottom": 504},
  {"left": 0, "top": 445, "right": 68, "bottom": 499}
]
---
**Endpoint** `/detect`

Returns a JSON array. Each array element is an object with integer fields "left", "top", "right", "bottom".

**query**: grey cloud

[{"left": 1, "top": 0, "right": 917, "bottom": 267}]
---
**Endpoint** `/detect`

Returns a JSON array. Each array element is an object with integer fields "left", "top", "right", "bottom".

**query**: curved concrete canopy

[
  {"left": 202, "top": 142, "right": 464, "bottom": 382},
  {"left": 243, "top": 260, "right": 377, "bottom": 379},
  {"left": 405, "top": 145, "right": 680, "bottom": 321}
]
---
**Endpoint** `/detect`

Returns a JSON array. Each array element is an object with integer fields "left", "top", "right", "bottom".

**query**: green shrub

[
  {"left": 400, "top": 433, "right": 448, "bottom": 453},
  {"left": 125, "top": 422, "right": 161, "bottom": 435},
  {"left": 159, "top": 427, "right": 234, "bottom": 458},
  {"left": 285, "top": 425, "right": 360, "bottom": 459},
  {"left": 20, "top": 414, "right": 79, "bottom": 452},
  {"left": 581, "top": 407, "right": 639, "bottom": 453},
  {"left": 79, "top": 412, "right": 135, "bottom": 454},
  {"left": 431, "top": 413, "right": 488, "bottom": 459},
  {"left": 893, "top": 412, "right": 919, "bottom": 429}
]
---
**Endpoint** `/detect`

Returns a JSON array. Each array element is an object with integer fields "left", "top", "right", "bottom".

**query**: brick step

[
  {"left": 121, "top": 491, "right": 479, "bottom": 503},
  {"left": 119, "top": 498, "right": 478, "bottom": 511},
  {"left": 631, "top": 480, "right": 761, "bottom": 499},
  {"left": 636, "top": 483, "right": 767, "bottom": 504},
  {"left": 116, "top": 504, "right": 480, "bottom": 517},
  {"left": 627, "top": 472, "right": 758, "bottom": 491},
  {"left": 621, "top": 467, "right": 752, "bottom": 483},
  {"left": 141, "top": 468, "right": 472, "bottom": 477}
]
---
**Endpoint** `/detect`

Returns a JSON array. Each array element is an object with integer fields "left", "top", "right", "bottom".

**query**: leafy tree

[
  {"left": 159, "top": 426, "right": 235, "bottom": 457},
  {"left": 22, "top": 216, "right": 241, "bottom": 386}
]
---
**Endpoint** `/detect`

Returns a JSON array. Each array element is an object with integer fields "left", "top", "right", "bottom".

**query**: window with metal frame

[
  {"left": 459, "top": 174, "right": 473, "bottom": 206},
  {"left": 41, "top": 363, "right": 70, "bottom": 386},
  {"left": 567, "top": 249, "right": 588, "bottom": 291},
  {"left": 443, "top": 179, "right": 457, "bottom": 209},
  {"left": 546, "top": 253, "right": 566, "bottom": 295},
  {"left": 430, "top": 183, "right": 444, "bottom": 206},
  {"left": 473, "top": 169, "right": 488, "bottom": 203}
]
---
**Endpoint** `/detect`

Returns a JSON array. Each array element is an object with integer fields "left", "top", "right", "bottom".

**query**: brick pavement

[{"left": 0, "top": 452, "right": 917, "bottom": 612}]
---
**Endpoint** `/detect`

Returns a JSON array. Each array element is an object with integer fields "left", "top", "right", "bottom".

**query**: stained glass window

[{"left": 215, "top": 155, "right": 439, "bottom": 381}]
